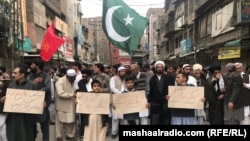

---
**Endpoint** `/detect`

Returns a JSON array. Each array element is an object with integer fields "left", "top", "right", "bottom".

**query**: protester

[
  {"left": 235, "top": 62, "right": 250, "bottom": 125},
  {"left": 81, "top": 79, "right": 109, "bottom": 141},
  {"left": 76, "top": 69, "right": 93, "bottom": 139},
  {"left": 55, "top": 69, "right": 77, "bottom": 141},
  {"left": 224, "top": 63, "right": 244, "bottom": 125},
  {"left": 110, "top": 66, "right": 127, "bottom": 139},
  {"left": 6, "top": 66, "right": 38, "bottom": 141},
  {"left": 148, "top": 61, "right": 175, "bottom": 125},
  {"left": 130, "top": 64, "right": 149, "bottom": 125},
  {"left": 29, "top": 59, "right": 51, "bottom": 141},
  {"left": 207, "top": 65, "right": 227, "bottom": 125},
  {"left": 117, "top": 75, "right": 139, "bottom": 125},
  {"left": 167, "top": 73, "right": 204, "bottom": 125}
]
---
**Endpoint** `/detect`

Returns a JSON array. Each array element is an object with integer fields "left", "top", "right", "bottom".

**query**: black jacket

[{"left": 148, "top": 73, "right": 175, "bottom": 113}]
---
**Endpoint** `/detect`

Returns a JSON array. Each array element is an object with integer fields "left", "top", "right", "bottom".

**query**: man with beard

[
  {"left": 55, "top": 69, "right": 77, "bottom": 141},
  {"left": 28, "top": 59, "right": 51, "bottom": 141},
  {"left": 76, "top": 69, "right": 93, "bottom": 139},
  {"left": 224, "top": 63, "right": 244, "bottom": 124},
  {"left": 235, "top": 62, "right": 250, "bottom": 125},
  {"left": 110, "top": 66, "right": 127, "bottom": 139},
  {"left": 148, "top": 61, "right": 175, "bottom": 125},
  {"left": 130, "top": 64, "right": 149, "bottom": 125},
  {"left": 207, "top": 65, "right": 227, "bottom": 125}
]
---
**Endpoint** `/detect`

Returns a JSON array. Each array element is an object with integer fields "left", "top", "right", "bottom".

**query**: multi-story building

[
  {"left": 163, "top": 0, "right": 250, "bottom": 69},
  {"left": 0, "top": 0, "right": 84, "bottom": 70},
  {"left": 82, "top": 17, "right": 110, "bottom": 65},
  {"left": 146, "top": 8, "right": 165, "bottom": 64},
  {"left": 0, "top": 0, "right": 12, "bottom": 68}
]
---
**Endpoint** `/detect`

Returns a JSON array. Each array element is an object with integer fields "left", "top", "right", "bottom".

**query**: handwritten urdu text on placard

[
  {"left": 168, "top": 86, "right": 204, "bottom": 109},
  {"left": 4, "top": 88, "right": 45, "bottom": 114},
  {"left": 112, "top": 91, "right": 148, "bottom": 114},
  {"left": 76, "top": 92, "right": 110, "bottom": 115}
]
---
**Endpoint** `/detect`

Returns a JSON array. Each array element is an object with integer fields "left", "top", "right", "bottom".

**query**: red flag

[{"left": 40, "top": 23, "right": 65, "bottom": 62}]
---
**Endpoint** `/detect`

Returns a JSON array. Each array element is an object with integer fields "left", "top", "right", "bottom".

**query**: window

[
  {"left": 200, "top": 16, "right": 206, "bottom": 37},
  {"left": 206, "top": 12, "right": 212, "bottom": 34},
  {"left": 215, "top": 13, "right": 222, "bottom": 30}
]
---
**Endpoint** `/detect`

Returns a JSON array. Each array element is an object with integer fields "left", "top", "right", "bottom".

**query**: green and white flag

[{"left": 102, "top": 0, "right": 148, "bottom": 55}]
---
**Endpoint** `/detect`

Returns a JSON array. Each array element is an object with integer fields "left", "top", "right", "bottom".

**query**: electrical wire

[{"left": 82, "top": 0, "right": 164, "bottom": 7}]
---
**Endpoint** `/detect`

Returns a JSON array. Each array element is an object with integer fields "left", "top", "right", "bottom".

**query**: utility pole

[
  {"left": 93, "top": 19, "right": 98, "bottom": 61},
  {"left": 89, "top": 18, "right": 102, "bottom": 62}
]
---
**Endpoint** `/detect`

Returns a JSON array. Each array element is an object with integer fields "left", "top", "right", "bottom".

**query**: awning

[
  {"left": 65, "top": 58, "right": 75, "bottom": 62},
  {"left": 224, "top": 39, "right": 241, "bottom": 47},
  {"left": 23, "top": 53, "right": 40, "bottom": 57},
  {"left": 169, "top": 56, "right": 176, "bottom": 60},
  {"left": 52, "top": 53, "right": 64, "bottom": 60},
  {"left": 179, "top": 51, "right": 194, "bottom": 57}
]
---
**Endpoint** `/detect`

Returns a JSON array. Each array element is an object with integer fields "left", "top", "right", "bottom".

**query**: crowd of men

[{"left": 0, "top": 59, "right": 249, "bottom": 141}]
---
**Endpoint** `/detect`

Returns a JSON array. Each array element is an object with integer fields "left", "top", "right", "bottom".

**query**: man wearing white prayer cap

[
  {"left": 66, "top": 69, "right": 76, "bottom": 77},
  {"left": 154, "top": 61, "right": 165, "bottom": 69},
  {"left": 193, "top": 63, "right": 203, "bottom": 71},
  {"left": 148, "top": 60, "right": 175, "bottom": 125},
  {"left": 192, "top": 63, "right": 207, "bottom": 125},
  {"left": 66, "top": 69, "right": 77, "bottom": 84},
  {"left": 110, "top": 65, "right": 127, "bottom": 139},
  {"left": 118, "top": 66, "right": 126, "bottom": 72},
  {"left": 55, "top": 68, "right": 77, "bottom": 141}
]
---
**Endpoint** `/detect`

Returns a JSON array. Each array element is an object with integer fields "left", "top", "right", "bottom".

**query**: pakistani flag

[{"left": 102, "top": 0, "right": 148, "bottom": 55}]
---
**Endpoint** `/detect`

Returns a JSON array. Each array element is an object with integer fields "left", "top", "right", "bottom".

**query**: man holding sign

[
  {"left": 55, "top": 69, "right": 77, "bottom": 141},
  {"left": 167, "top": 73, "right": 205, "bottom": 125},
  {"left": 5, "top": 66, "right": 39, "bottom": 141},
  {"left": 79, "top": 79, "right": 109, "bottom": 141}
]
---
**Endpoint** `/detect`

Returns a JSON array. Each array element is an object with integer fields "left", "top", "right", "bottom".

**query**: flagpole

[
  {"left": 54, "top": 21, "right": 59, "bottom": 66},
  {"left": 109, "top": 41, "right": 112, "bottom": 66},
  {"left": 57, "top": 22, "right": 63, "bottom": 66}
]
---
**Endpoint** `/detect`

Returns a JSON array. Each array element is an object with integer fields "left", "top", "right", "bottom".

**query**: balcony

[
  {"left": 166, "top": 4, "right": 175, "bottom": 15},
  {"left": 40, "top": 0, "right": 61, "bottom": 15},
  {"left": 164, "top": 23, "right": 179, "bottom": 38}
]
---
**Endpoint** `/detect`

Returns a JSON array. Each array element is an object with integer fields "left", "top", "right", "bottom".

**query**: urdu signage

[{"left": 218, "top": 47, "right": 241, "bottom": 60}]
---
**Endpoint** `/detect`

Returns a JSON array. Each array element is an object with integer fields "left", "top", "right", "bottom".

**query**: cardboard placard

[
  {"left": 76, "top": 92, "right": 110, "bottom": 114},
  {"left": 4, "top": 88, "right": 45, "bottom": 114},
  {"left": 168, "top": 86, "right": 204, "bottom": 109},
  {"left": 112, "top": 91, "right": 147, "bottom": 114}
]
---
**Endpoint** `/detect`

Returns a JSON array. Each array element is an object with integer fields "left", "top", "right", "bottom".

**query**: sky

[{"left": 81, "top": 0, "right": 165, "bottom": 18}]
